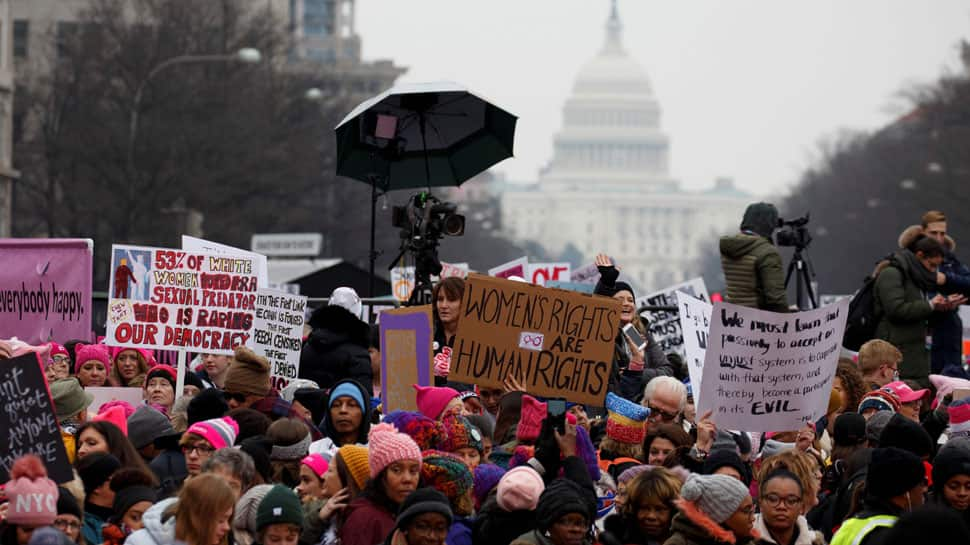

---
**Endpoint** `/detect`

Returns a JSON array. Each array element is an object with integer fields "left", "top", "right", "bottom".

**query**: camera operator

[{"left": 719, "top": 202, "right": 790, "bottom": 313}]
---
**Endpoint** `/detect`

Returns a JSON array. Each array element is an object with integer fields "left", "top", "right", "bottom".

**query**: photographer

[{"left": 720, "top": 202, "right": 789, "bottom": 313}]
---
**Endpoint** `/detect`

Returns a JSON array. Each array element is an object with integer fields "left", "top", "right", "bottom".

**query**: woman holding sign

[{"left": 594, "top": 254, "right": 674, "bottom": 402}]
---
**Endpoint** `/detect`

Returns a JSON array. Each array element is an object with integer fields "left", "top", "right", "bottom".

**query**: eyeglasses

[
  {"left": 181, "top": 444, "right": 216, "bottom": 456},
  {"left": 52, "top": 355, "right": 70, "bottom": 363},
  {"left": 223, "top": 391, "right": 248, "bottom": 403},
  {"left": 53, "top": 519, "right": 81, "bottom": 530},
  {"left": 647, "top": 404, "right": 679, "bottom": 422},
  {"left": 410, "top": 521, "right": 449, "bottom": 536},
  {"left": 762, "top": 494, "right": 802, "bottom": 508}
]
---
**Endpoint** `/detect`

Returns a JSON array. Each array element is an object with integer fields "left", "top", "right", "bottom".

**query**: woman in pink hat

[
  {"left": 75, "top": 343, "right": 112, "bottom": 388},
  {"left": 180, "top": 417, "right": 240, "bottom": 477},
  {"left": 111, "top": 347, "right": 153, "bottom": 387}
]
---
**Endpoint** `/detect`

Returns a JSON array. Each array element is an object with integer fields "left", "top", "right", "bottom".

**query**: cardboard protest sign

[
  {"left": 86, "top": 387, "right": 145, "bottom": 413},
  {"left": 0, "top": 239, "right": 93, "bottom": 344},
  {"left": 450, "top": 274, "right": 621, "bottom": 406},
  {"left": 636, "top": 278, "right": 708, "bottom": 359},
  {"left": 488, "top": 257, "right": 527, "bottom": 280},
  {"left": 526, "top": 263, "right": 571, "bottom": 287},
  {"left": 182, "top": 236, "right": 269, "bottom": 287},
  {"left": 105, "top": 244, "right": 259, "bottom": 355},
  {"left": 0, "top": 354, "right": 73, "bottom": 483},
  {"left": 697, "top": 299, "right": 850, "bottom": 432},
  {"left": 391, "top": 267, "right": 415, "bottom": 302},
  {"left": 677, "top": 291, "right": 712, "bottom": 405},
  {"left": 248, "top": 289, "right": 307, "bottom": 391},
  {"left": 570, "top": 262, "right": 601, "bottom": 285},
  {"left": 380, "top": 306, "right": 434, "bottom": 412}
]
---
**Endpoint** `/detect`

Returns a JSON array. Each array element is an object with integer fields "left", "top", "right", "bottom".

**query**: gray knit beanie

[
  {"left": 679, "top": 473, "right": 750, "bottom": 523},
  {"left": 233, "top": 484, "right": 274, "bottom": 534}
]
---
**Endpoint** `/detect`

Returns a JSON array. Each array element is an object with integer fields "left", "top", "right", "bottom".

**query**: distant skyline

[{"left": 356, "top": 0, "right": 969, "bottom": 197}]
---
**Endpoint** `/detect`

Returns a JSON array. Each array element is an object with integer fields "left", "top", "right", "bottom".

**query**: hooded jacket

[
  {"left": 753, "top": 514, "right": 824, "bottom": 545},
  {"left": 300, "top": 305, "right": 373, "bottom": 395},
  {"left": 309, "top": 378, "right": 373, "bottom": 455},
  {"left": 719, "top": 236, "right": 788, "bottom": 314},
  {"left": 126, "top": 498, "right": 177, "bottom": 545},
  {"left": 873, "top": 248, "right": 936, "bottom": 386}
]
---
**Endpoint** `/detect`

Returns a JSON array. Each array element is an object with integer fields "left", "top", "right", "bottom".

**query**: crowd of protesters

[{"left": 2, "top": 207, "right": 970, "bottom": 545}]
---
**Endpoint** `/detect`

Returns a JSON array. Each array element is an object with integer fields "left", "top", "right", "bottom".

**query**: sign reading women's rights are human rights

[{"left": 449, "top": 274, "right": 621, "bottom": 406}]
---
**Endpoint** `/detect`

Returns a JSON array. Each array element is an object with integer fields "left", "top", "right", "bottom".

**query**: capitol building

[{"left": 498, "top": 3, "right": 752, "bottom": 291}]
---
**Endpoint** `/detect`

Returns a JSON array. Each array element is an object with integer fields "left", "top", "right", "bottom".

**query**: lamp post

[{"left": 124, "top": 48, "right": 261, "bottom": 236}]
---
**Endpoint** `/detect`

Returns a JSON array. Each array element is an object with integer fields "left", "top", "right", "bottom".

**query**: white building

[{"left": 500, "top": 2, "right": 750, "bottom": 291}]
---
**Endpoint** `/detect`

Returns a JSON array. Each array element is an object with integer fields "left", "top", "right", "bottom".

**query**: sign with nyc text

[
  {"left": 697, "top": 299, "right": 849, "bottom": 432},
  {"left": 106, "top": 244, "right": 259, "bottom": 355},
  {"left": 450, "top": 274, "right": 621, "bottom": 406}
]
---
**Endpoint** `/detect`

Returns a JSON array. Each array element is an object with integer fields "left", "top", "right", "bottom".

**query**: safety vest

[{"left": 830, "top": 515, "right": 898, "bottom": 545}]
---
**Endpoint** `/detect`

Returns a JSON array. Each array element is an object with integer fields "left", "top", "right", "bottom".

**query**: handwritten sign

[
  {"left": 488, "top": 257, "right": 528, "bottom": 280},
  {"left": 636, "top": 278, "right": 708, "bottom": 359},
  {"left": 105, "top": 244, "right": 259, "bottom": 355},
  {"left": 380, "top": 306, "right": 434, "bottom": 413},
  {"left": 182, "top": 236, "right": 269, "bottom": 288},
  {"left": 450, "top": 274, "right": 621, "bottom": 406},
  {"left": 0, "top": 239, "right": 93, "bottom": 344},
  {"left": 391, "top": 267, "right": 415, "bottom": 302},
  {"left": 697, "top": 299, "right": 850, "bottom": 432},
  {"left": 0, "top": 354, "right": 72, "bottom": 483},
  {"left": 248, "top": 289, "right": 307, "bottom": 391},
  {"left": 677, "top": 291, "right": 712, "bottom": 405},
  {"left": 526, "top": 263, "right": 571, "bottom": 287}
]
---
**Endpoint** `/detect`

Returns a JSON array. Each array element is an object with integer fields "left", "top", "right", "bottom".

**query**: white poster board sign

[
  {"left": 488, "top": 257, "right": 528, "bottom": 280},
  {"left": 525, "top": 263, "right": 571, "bottom": 287},
  {"left": 696, "top": 299, "right": 850, "bottom": 432},
  {"left": 438, "top": 262, "right": 470, "bottom": 279},
  {"left": 182, "top": 236, "right": 269, "bottom": 287},
  {"left": 391, "top": 267, "right": 415, "bottom": 302},
  {"left": 676, "top": 291, "right": 712, "bottom": 405},
  {"left": 636, "top": 278, "right": 708, "bottom": 359},
  {"left": 248, "top": 288, "right": 307, "bottom": 391}
]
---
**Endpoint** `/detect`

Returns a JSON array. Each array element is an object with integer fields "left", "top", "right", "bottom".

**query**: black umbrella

[{"left": 334, "top": 81, "right": 517, "bottom": 296}]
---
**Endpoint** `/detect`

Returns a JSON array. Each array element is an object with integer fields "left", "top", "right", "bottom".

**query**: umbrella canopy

[{"left": 335, "top": 81, "right": 517, "bottom": 190}]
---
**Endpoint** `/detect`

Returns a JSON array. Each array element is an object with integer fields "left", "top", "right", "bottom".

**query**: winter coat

[
  {"left": 150, "top": 448, "right": 188, "bottom": 499},
  {"left": 82, "top": 504, "right": 112, "bottom": 545},
  {"left": 753, "top": 514, "right": 824, "bottom": 545},
  {"left": 127, "top": 498, "right": 178, "bottom": 545},
  {"left": 338, "top": 497, "right": 395, "bottom": 545},
  {"left": 719, "top": 234, "right": 788, "bottom": 313},
  {"left": 511, "top": 528, "right": 595, "bottom": 545},
  {"left": 447, "top": 516, "right": 474, "bottom": 545},
  {"left": 300, "top": 305, "right": 373, "bottom": 395},
  {"left": 662, "top": 502, "right": 758, "bottom": 545},
  {"left": 599, "top": 513, "right": 664, "bottom": 545},
  {"left": 473, "top": 495, "right": 538, "bottom": 545},
  {"left": 873, "top": 250, "right": 936, "bottom": 386}
]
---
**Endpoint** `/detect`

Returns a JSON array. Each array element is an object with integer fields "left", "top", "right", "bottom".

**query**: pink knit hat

[
  {"left": 368, "top": 423, "right": 422, "bottom": 477},
  {"left": 948, "top": 399, "right": 970, "bottom": 435},
  {"left": 74, "top": 343, "right": 112, "bottom": 374},
  {"left": 111, "top": 346, "right": 156, "bottom": 367},
  {"left": 413, "top": 385, "right": 461, "bottom": 419},
  {"left": 5, "top": 455, "right": 58, "bottom": 526},
  {"left": 301, "top": 453, "right": 329, "bottom": 479},
  {"left": 516, "top": 395, "right": 547, "bottom": 443},
  {"left": 496, "top": 466, "right": 545, "bottom": 511},
  {"left": 93, "top": 406, "right": 130, "bottom": 436},
  {"left": 186, "top": 416, "right": 240, "bottom": 450},
  {"left": 48, "top": 342, "right": 70, "bottom": 360}
]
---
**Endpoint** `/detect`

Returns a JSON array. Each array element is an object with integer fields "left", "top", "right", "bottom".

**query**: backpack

[{"left": 842, "top": 255, "right": 897, "bottom": 351}]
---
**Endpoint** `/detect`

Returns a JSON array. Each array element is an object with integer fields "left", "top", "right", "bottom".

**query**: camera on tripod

[
  {"left": 390, "top": 193, "right": 464, "bottom": 303},
  {"left": 775, "top": 213, "right": 812, "bottom": 249}
]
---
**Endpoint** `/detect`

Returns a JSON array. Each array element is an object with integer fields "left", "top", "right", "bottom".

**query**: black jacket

[
  {"left": 931, "top": 250, "right": 970, "bottom": 376},
  {"left": 300, "top": 306, "right": 373, "bottom": 395}
]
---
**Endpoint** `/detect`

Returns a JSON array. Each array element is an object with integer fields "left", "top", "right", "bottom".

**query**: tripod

[{"left": 784, "top": 245, "right": 818, "bottom": 310}]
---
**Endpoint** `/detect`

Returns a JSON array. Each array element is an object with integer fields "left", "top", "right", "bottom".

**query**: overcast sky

[{"left": 356, "top": 0, "right": 969, "bottom": 197}]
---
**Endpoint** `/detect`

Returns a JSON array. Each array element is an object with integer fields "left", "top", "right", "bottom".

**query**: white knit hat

[{"left": 679, "top": 473, "right": 750, "bottom": 523}]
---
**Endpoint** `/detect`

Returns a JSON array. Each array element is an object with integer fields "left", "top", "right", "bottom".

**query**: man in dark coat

[
  {"left": 719, "top": 202, "right": 789, "bottom": 312},
  {"left": 300, "top": 302, "right": 373, "bottom": 396}
]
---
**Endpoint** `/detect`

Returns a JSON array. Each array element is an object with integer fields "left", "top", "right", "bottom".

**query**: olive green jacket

[
  {"left": 873, "top": 254, "right": 934, "bottom": 386},
  {"left": 719, "top": 234, "right": 789, "bottom": 313}
]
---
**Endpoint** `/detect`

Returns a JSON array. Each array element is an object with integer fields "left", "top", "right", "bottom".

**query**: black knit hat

[
  {"left": 183, "top": 371, "right": 206, "bottom": 392},
  {"left": 76, "top": 452, "right": 121, "bottom": 496},
  {"left": 879, "top": 413, "right": 934, "bottom": 458},
  {"left": 866, "top": 447, "right": 925, "bottom": 499},
  {"left": 833, "top": 412, "right": 867, "bottom": 447},
  {"left": 535, "top": 479, "right": 596, "bottom": 532},
  {"left": 396, "top": 488, "right": 453, "bottom": 531},
  {"left": 112, "top": 486, "right": 157, "bottom": 521},
  {"left": 883, "top": 506, "right": 970, "bottom": 545},
  {"left": 55, "top": 487, "right": 82, "bottom": 519},
  {"left": 931, "top": 439, "right": 970, "bottom": 495},
  {"left": 187, "top": 387, "right": 229, "bottom": 425},
  {"left": 702, "top": 449, "right": 752, "bottom": 486},
  {"left": 612, "top": 281, "right": 636, "bottom": 301},
  {"left": 293, "top": 388, "right": 328, "bottom": 429}
]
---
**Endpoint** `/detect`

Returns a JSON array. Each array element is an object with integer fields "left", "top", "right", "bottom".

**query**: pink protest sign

[{"left": 0, "top": 239, "right": 93, "bottom": 343}]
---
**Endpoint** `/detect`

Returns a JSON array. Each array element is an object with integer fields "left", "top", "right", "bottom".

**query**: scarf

[{"left": 895, "top": 250, "right": 938, "bottom": 291}]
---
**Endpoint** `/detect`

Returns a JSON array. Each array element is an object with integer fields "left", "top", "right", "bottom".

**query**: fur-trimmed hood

[
  {"left": 668, "top": 499, "right": 759, "bottom": 545},
  {"left": 899, "top": 224, "right": 956, "bottom": 252},
  {"left": 306, "top": 305, "right": 370, "bottom": 349},
  {"left": 753, "top": 514, "right": 823, "bottom": 545}
]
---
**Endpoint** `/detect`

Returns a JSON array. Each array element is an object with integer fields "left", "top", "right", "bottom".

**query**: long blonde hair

[{"left": 169, "top": 473, "right": 236, "bottom": 545}]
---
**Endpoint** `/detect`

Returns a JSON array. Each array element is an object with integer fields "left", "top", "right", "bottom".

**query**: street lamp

[{"left": 125, "top": 48, "right": 262, "bottom": 233}]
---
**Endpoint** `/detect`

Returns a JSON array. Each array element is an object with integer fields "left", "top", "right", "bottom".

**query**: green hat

[
  {"left": 256, "top": 485, "right": 303, "bottom": 530},
  {"left": 50, "top": 378, "right": 94, "bottom": 420}
]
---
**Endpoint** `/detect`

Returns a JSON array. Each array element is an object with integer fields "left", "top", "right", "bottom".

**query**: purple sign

[
  {"left": 0, "top": 239, "right": 93, "bottom": 344},
  {"left": 379, "top": 306, "right": 433, "bottom": 413}
]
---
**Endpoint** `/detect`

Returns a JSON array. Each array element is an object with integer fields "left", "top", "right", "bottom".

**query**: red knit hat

[
  {"left": 75, "top": 343, "right": 111, "bottom": 374},
  {"left": 516, "top": 395, "right": 547, "bottom": 443},
  {"left": 413, "top": 385, "right": 461, "bottom": 419},
  {"left": 368, "top": 423, "right": 422, "bottom": 477},
  {"left": 5, "top": 455, "right": 58, "bottom": 526}
]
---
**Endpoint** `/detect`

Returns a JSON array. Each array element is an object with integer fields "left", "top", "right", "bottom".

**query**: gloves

[{"left": 433, "top": 347, "right": 452, "bottom": 377}]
